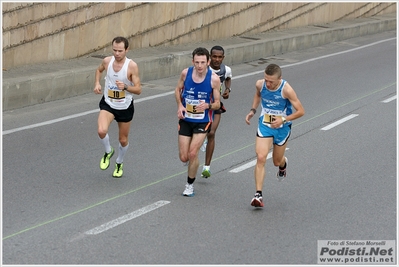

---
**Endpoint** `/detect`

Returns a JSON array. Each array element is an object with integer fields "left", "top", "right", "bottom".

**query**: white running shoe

[
  {"left": 250, "top": 193, "right": 264, "bottom": 207},
  {"left": 182, "top": 183, "right": 194, "bottom": 197}
]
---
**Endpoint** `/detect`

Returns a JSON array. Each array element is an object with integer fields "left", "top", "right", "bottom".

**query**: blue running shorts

[{"left": 257, "top": 121, "right": 291, "bottom": 146}]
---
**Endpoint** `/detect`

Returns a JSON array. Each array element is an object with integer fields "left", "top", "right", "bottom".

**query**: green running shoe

[
  {"left": 201, "top": 167, "right": 211, "bottom": 178},
  {"left": 99, "top": 147, "right": 114, "bottom": 170},
  {"left": 113, "top": 163, "right": 123, "bottom": 178}
]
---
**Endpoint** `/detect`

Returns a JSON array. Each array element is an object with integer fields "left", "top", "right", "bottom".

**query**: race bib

[
  {"left": 107, "top": 89, "right": 126, "bottom": 103},
  {"left": 185, "top": 99, "right": 205, "bottom": 119},
  {"left": 263, "top": 114, "right": 282, "bottom": 124},
  {"left": 262, "top": 113, "right": 284, "bottom": 128},
  {"left": 108, "top": 89, "right": 125, "bottom": 99}
]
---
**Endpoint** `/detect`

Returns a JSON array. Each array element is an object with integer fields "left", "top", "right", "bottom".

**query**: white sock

[
  {"left": 116, "top": 142, "right": 129, "bottom": 164},
  {"left": 99, "top": 134, "right": 111, "bottom": 153}
]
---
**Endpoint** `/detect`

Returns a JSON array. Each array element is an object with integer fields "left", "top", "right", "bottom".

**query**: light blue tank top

[{"left": 259, "top": 79, "right": 292, "bottom": 127}]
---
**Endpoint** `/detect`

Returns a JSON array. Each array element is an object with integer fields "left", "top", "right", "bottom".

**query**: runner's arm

[
  {"left": 209, "top": 72, "right": 221, "bottom": 110},
  {"left": 245, "top": 79, "right": 262, "bottom": 125},
  {"left": 93, "top": 57, "right": 109, "bottom": 94},
  {"left": 283, "top": 82, "right": 305, "bottom": 122},
  {"left": 222, "top": 66, "right": 232, "bottom": 98},
  {"left": 175, "top": 69, "right": 188, "bottom": 119},
  {"left": 125, "top": 60, "right": 142, "bottom": 95}
]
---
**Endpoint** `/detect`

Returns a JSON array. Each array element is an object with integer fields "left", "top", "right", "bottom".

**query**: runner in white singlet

[{"left": 93, "top": 36, "right": 142, "bottom": 178}]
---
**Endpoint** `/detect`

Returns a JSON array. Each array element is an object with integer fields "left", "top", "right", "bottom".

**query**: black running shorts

[
  {"left": 99, "top": 96, "right": 134, "bottom": 122},
  {"left": 178, "top": 119, "right": 212, "bottom": 136}
]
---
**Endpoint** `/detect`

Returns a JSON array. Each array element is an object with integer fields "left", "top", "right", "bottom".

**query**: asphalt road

[{"left": 2, "top": 31, "right": 397, "bottom": 265}]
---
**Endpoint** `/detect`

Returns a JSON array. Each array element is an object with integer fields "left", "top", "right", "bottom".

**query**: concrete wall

[{"left": 2, "top": 2, "right": 396, "bottom": 70}]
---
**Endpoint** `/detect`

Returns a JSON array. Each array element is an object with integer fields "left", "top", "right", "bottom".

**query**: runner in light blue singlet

[{"left": 257, "top": 79, "right": 292, "bottom": 146}]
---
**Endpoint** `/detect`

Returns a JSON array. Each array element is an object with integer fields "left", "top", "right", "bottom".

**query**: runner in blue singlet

[{"left": 175, "top": 47, "right": 221, "bottom": 197}]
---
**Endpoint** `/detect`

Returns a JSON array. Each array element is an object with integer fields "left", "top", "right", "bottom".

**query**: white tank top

[{"left": 104, "top": 56, "right": 134, "bottom": 110}]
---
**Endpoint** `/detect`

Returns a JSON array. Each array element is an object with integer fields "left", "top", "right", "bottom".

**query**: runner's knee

[
  {"left": 207, "top": 130, "right": 216, "bottom": 139},
  {"left": 119, "top": 136, "right": 128, "bottom": 146},
  {"left": 98, "top": 127, "right": 107, "bottom": 138},
  {"left": 256, "top": 154, "right": 267, "bottom": 165}
]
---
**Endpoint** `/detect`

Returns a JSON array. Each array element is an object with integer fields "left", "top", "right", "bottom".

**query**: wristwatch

[
  {"left": 123, "top": 85, "right": 128, "bottom": 91},
  {"left": 281, "top": 117, "right": 287, "bottom": 124},
  {"left": 226, "top": 87, "right": 231, "bottom": 92}
]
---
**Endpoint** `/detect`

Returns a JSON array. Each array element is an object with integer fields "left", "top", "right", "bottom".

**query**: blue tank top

[
  {"left": 259, "top": 79, "right": 293, "bottom": 128},
  {"left": 181, "top": 66, "right": 214, "bottom": 123}
]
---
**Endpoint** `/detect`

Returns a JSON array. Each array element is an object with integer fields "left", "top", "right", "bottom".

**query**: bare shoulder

[
  {"left": 283, "top": 80, "right": 293, "bottom": 89},
  {"left": 282, "top": 81, "right": 298, "bottom": 98},
  {"left": 180, "top": 67, "right": 189, "bottom": 78},
  {"left": 128, "top": 59, "right": 138, "bottom": 68},
  {"left": 103, "top": 56, "right": 112, "bottom": 65},
  {"left": 101, "top": 56, "right": 112, "bottom": 68},
  {"left": 96, "top": 56, "right": 111, "bottom": 72},
  {"left": 211, "top": 71, "right": 220, "bottom": 81},
  {"left": 255, "top": 79, "right": 264, "bottom": 89},
  {"left": 176, "top": 68, "right": 188, "bottom": 89},
  {"left": 211, "top": 71, "right": 221, "bottom": 86}
]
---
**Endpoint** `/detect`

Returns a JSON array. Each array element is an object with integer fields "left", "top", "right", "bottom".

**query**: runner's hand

[
  {"left": 177, "top": 105, "right": 186, "bottom": 119},
  {"left": 245, "top": 112, "right": 254, "bottom": 125},
  {"left": 94, "top": 84, "right": 102, "bottom": 94},
  {"left": 270, "top": 116, "right": 283, "bottom": 128},
  {"left": 222, "top": 89, "right": 230, "bottom": 99},
  {"left": 115, "top": 80, "right": 125, "bottom": 90}
]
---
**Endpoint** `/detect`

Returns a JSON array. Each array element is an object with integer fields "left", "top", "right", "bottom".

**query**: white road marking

[
  {"left": 85, "top": 200, "right": 170, "bottom": 235},
  {"left": 2, "top": 38, "right": 395, "bottom": 136},
  {"left": 381, "top": 95, "right": 396, "bottom": 103},
  {"left": 321, "top": 114, "right": 359, "bottom": 131},
  {"left": 2, "top": 92, "right": 174, "bottom": 135},
  {"left": 232, "top": 38, "right": 397, "bottom": 79},
  {"left": 230, "top": 148, "right": 289, "bottom": 173}
]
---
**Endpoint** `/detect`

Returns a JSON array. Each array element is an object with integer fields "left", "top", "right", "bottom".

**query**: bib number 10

[{"left": 108, "top": 89, "right": 125, "bottom": 99}]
